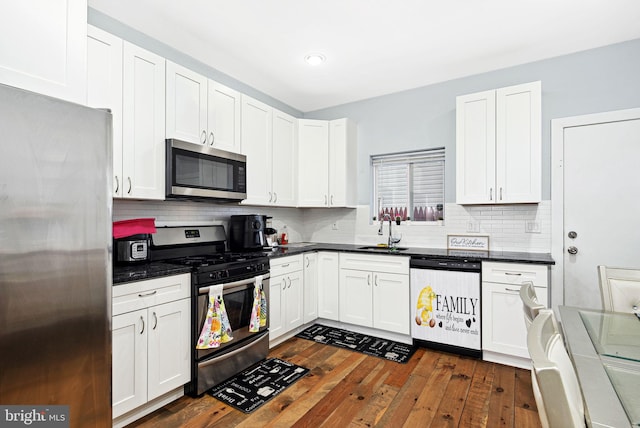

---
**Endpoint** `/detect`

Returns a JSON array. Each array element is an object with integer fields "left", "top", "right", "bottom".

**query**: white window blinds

[{"left": 372, "top": 148, "right": 445, "bottom": 222}]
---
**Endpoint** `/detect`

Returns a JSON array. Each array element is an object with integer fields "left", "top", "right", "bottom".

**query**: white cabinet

[
  {"left": 122, "top": 42, "right": 166, "bottom": 200},
  {"left": 0, "top": 0, "right": 87, "bottom": 104},
  {"left": 317, "top": 251, "right": 340, "bottom": 321},
  {"left": 165, "top": 61, "right": 241, "bottom": 152},
  {"left": 456, "top": 81, "right": 541, "bottom": 204},
  {"left": 303, "top": 252, "right": 318, "bottom": 323},
  {"left": 112, "top": 274, "right": 191, "bottom": 419},
  {"left": 298, "top": 118, "right": 357, "bottom": 207},
  {"left": 87, "top": 25, "right": 123, "bottom": 198},
  {"left": 481, "top": 262, "right": 549, "bottom": 369},
  {"left": 269, "top": 255, "right": 304, "bottom": 341},
  {"left": 339, "top": 253, "right": 410, "bottom": 334},
  {"left": 241, "top": 95, "right": 297, "bottom": 206}
]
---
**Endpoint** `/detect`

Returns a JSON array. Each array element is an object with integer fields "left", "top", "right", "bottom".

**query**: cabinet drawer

[
  {"left": 339, "top": 253, "right": 409, "bottom": 275},
  {"left": 270, "top": 254, "right": 303, "bottom": 276},
  {"left": 481, "top": 262, "right": 548, "bottom": 287},
  {"left": 113, "top": 273, "right": 191, "bottom": 316}
]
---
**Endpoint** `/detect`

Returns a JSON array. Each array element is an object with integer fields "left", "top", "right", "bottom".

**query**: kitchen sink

[{"left": 357, "top": 246, "right": 408, "bottom": 252}]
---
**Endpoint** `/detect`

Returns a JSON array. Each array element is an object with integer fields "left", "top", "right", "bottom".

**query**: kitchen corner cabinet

[
  {"left": 87, "top": 26, "right": 124, "bottom": 198},
  {"left": 269, "top": 255, "right": 304, "bottom": 341},
  {"left": 317, "top": 251, "right": 340, "bottom": 320},
  {"left": 122, "top": 42, "right": 166, "bottom": 200},
  {"left": 165, "top": 61, "right": 241, "bottom": 153},
  {"left": 298, "top": 118, "right": 357, "bottom": 207},
  {"left": 481, "top": 262, "right": 549, "bottom": 369},
  {"left": 303, "top": 252, "right": 318, "bottom": 323},
  {"left": 0, "top": 0, "right": 87, "bottom": 104},
  {"left": 339, "top": 253, "right": 410, "bottom": 335},
  {"left": 112, "top": 273, "right": 191, "bottom": 419},
  {"left": 241, "top": 95, "right": 297, "bottom": 206},
  {"left": 456, "top": 81, "right": 541, "bottom": 204}
]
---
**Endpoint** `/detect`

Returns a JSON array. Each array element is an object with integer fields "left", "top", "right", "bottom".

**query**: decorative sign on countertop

[{"left": 447, "top": 234, "right": 489, "bottom": 251}]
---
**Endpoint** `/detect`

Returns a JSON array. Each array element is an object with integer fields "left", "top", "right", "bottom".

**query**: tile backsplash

[{"left": 114, "top": 199, "right": 551, "bottom": 253}]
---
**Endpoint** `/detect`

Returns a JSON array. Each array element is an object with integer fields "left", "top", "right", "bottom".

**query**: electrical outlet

[
  {"left": 332, "top": 222, "right": 339, "bottom": 230},
  {"left": 467, "top": 221, "right": 480, "bottom": 233},
  {"left": 525, "top": 221, "right": 541, "bottom": 233}
]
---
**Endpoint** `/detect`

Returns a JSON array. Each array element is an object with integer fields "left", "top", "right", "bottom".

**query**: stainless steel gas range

[{"left": 150, "top": 225, "right": 271, "bottom": 396}]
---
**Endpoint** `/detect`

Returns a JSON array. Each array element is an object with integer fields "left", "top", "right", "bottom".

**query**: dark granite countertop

[
  {"left": 264, "top": 243, "right": 555, "bottom": 265},
  {"left": 113, "top": 262, "right": 192, "bottom": 285},
  {"left": 113, "top": 243, "right": 553, "bottom": 285}
]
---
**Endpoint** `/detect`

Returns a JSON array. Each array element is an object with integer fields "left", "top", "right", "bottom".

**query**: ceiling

[{"left": 89, "top": 0, "right": 640, "bottom": 113}]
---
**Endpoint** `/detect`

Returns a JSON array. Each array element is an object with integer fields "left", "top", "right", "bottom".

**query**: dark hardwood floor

[{"left": 128, "top": 337, "right": 542, "bottom": 427}]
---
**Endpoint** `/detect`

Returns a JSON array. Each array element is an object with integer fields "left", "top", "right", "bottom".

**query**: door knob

[
  {"left": 567, "top": 246, "right": 578, "bottom": 255},
  {"left": 568, "top": 231, "right": 577, "bottom": 239}
]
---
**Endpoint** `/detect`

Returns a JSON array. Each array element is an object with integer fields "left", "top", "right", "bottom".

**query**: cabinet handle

[
  {"left": 281, "top": 263, "right": 290, "bottom": 267},
  {"left": 201, "top": 130, "right": 207, "bottom": 144},
  {"left": 152, "top": 312, "right": 158, "bottom": 330},
  {"left": 324, "top": 195, "right": 328, "bottom": 205},
  {"left": 504, "top": 287, "right": 520, "bottom": 293},
  {"left": 367, "top": 274, "right": 371, "bottom": 286},
  {"left": 331, "top": 195, "right": 334, "bottom": 205},
  {"left": 140, "top": 316, "right": 145, "bottom": 334},
  {"left": 114, "top": 176, "right": 119, "bottom": 193},
  {"left": 504, "top": 272, "right": 522, "bottom": 276},
  {"left": 282, "top": 278, "right": 287, "bottom": 290},
  {"left": 287, "top": 277, "right": 292, "bottom": 289},
  {"left": 305, "top": 257, "right": 310, "bottom": 268},
  {"left": 500, "top": 187, "right": 503, "bottom": 201},
  {"left": 268, "top": 192, "right": 273, "bottom": 202},
  {"left": 209, "top": 131, "right": 214, "bottom": 145},
  {"left": 138, "top": 290, "right": 157, "bottom": 297},
  {"left": 273, "top": 192, "right": 277, "bottom": 203},
  {"left": 374, "top": 275, "right": 378, "bottom": 286},
  {"left": 489, "top": 188, "right": 493, "bottom": 201},
  {"left": 127, "top": 177, "right": 132, "bottom": 194}
]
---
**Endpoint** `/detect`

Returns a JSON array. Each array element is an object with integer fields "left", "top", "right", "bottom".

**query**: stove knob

[{"left": 209, "top": 273, "right": 214, "bottom": 279}]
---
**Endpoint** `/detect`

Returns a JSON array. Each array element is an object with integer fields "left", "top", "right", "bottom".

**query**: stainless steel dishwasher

[{"left": 410, "top": 257, "right": 482, "bottom": 358}]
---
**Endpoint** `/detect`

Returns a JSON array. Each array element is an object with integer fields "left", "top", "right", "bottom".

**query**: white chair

[
  {"left": 598, "top": 265, "right": 640, "bottom": 313},
  {"left": 527, "top": 309, "right": 585, "bottom": 428},
  {"left": 520, "top": 281, "right": 545, "bottom": 331}
]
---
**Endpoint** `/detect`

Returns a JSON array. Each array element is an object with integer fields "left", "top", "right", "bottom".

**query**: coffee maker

[{"left": 228, "top": 214, "right": 267, "bottom": 251}]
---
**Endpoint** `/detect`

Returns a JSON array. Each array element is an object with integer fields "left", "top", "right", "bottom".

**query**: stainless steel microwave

[{"left": 166, "top": 139, "right": 247, "bottom": 202}]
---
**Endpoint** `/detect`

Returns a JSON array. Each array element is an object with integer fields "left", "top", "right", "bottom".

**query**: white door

[
  {"left": 318, "top": 252, "right": 340, "bottom": 320},
  {"left": 373, "top": 272, "right": 410, "bottom": 334},
  {"left": 207, "top": 81, "right": 241, "bottom": 152},
  {"left": 272, "top": 110, "right": 297, "bottom": 206},
  {"left": 241, "top": 95, "right": 272, "bottom": 205},
  {"left": 165, "top": 61, "right": 207, "bottom": 145},
  {"left": 284, "top": 271, "right": 304, "bottom": 331},
  {"left": 339, "top": 269, "right": 373, "bottom": 326},
  {"left": 298, "top": 119, "right": 329, "bottom": 207},
  {"left": 269, "top": 274, "right": 285, "bottom": 340},
  {"left": 552, "top": 108, "right": 640, "bottom": 310},
  {"left": 303, "top": 253, "right": 318, "bottom": 323}
]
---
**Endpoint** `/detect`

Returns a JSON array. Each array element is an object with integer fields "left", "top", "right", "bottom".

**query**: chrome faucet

[{"left": 378, "top": 213, "right": 393, "bottom": 248}]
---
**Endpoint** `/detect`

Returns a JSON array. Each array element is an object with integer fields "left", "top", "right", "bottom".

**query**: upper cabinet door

[
  {"left": 241, "top": 95, "right": 273, "bottom": 205},
  {"left": 329, "top": 118, "right": 357, "bottom": 207},
  {"left": 122, "top": 42, "right": 166, "bottom": 200},
  {"left": 0, "top": 0, "right": 87, "bottom": 104},
  {"left": 207, "top": 81, "right": 241, "bottom": 152},
  {"left": 166, "top": 61, "right": 208, "bottom": 145},
  {"left": 496, "top": 81, "right": 541, "bottom": 203},
  {"left": 456, "top": 90, "right": 497, "bottom": 204},
  {"left": 298, "top": 119, "right": 330, "bottom": 207},
  {"left": 272, "top": 110, "right": 297, "bottom": 206},
  {"left": 455, "top": 81, "right": 541, "bottom": 205},
  {"left": 87, "top": 25, "right": 123, "bottom": 198}
]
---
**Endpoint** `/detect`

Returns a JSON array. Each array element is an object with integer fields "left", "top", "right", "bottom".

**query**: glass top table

[
  {"left": 579, "top": 310, "right": 640, "bottom": 362},
  {"left": 578, "top": 309, "right": 640, "bottom": 426}
]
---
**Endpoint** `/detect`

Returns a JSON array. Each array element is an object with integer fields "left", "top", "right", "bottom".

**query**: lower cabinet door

[
  {"left": 269, "top": 274, "right": 285, "bottom": 340},
  {"left": 303, "top": 253, "right": 318, "bottom": 323},
  {"left": 112, "top": 309, "right": 147, "bottom": 418},
  {"left": 482, "top": 282, "right": 548, "bottom": 358},
  {"left": 318, "top": 252, "right": 339, "bottom": 320},
  {"left": 147, "top": 298, "right": 191, "bottom": 401},
  {"left": 284, "top": 271, "right": 304, "bottom": 331},
  {"left": 373, "top": 272, "right": 410, "bottom": 334},
  {"left": 339, "top": 269, "right": 373, "bottom": 327}
]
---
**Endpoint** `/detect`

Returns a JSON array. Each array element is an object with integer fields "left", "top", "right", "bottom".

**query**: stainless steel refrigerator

[{"left": 0, "top": 84, "right": 112, "bottom": 426}]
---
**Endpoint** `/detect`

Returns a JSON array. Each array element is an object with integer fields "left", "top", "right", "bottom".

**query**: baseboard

[
  {"left": 112, "top": 387, "right": 184, "bottom": 428},
  {"left": 482, "top": 350, "right": 532, "bottom": 370}
]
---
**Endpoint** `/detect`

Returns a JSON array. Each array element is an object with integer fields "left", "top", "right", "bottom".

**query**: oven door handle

[{"left": 198, "top": 273, "right": 271, "bottom": 295}]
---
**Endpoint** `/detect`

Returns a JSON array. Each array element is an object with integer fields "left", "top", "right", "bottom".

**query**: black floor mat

[
  {"left": 296, "top": 324, "right": 417, "bottom": 363},
  {"left": 209, "top": 358, "right": 309, "bottom": 413}
]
